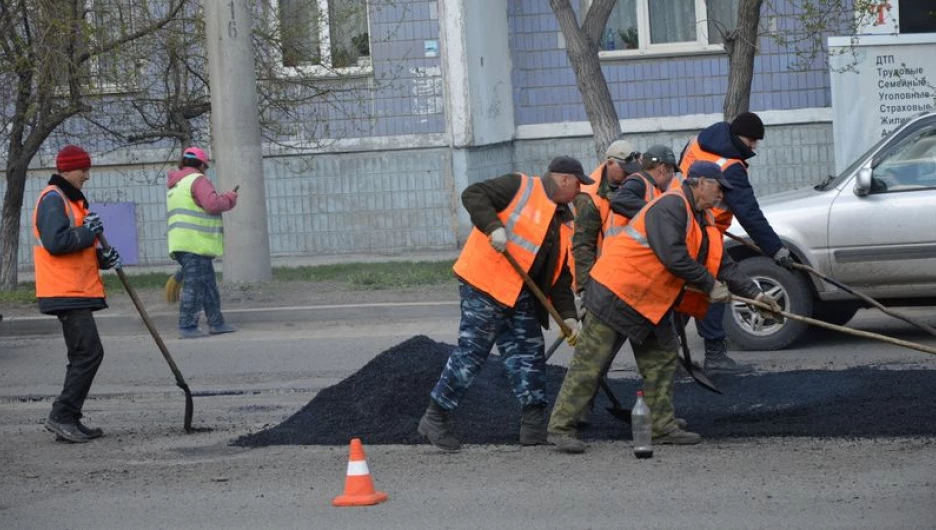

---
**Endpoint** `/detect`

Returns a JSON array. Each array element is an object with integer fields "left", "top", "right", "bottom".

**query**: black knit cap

[{"left": 730, "top": 111, "right": 765, "bottom": 140}]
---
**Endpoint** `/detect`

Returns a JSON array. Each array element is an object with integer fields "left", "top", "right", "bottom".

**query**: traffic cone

[{"left": 332, "top": 438, "right": 388, "bottom": 507}]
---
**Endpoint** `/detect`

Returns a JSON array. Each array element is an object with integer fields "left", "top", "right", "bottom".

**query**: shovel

[
  {"left": 502, "top": 250, "right": 632, "bottom": 423},
  {"left": 99, "top": 233, "right": 199, "bottom": 433},
  {"left": 674, "top": 314, "right": 721, "bottom": 394},
  {"left": 724, "top": 231, "right": 936, "bottom": 338}
]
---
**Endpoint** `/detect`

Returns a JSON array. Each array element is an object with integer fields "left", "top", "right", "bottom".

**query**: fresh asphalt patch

[{"left": 233, "top": 335, "right": 936, "bottom": 447}]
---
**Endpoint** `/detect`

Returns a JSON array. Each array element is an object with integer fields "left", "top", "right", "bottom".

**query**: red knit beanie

[{"left": 56, "top": 145, "right": 92, "bottom": 173}]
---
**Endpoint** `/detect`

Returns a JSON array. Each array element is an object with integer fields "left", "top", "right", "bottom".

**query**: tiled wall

[{"left": 509, "top": 0, "right": 834, "bottom": 125}]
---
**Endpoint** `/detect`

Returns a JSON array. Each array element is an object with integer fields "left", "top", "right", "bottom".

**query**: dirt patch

[{"left": 233, "top": 335, "right": 936, "bottom": 447}]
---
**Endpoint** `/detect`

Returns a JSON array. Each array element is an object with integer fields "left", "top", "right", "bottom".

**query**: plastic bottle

[
  {"left": 605, "top": 27, "right": 615, "bottom": 51},
  {"left": 632, "top": 390, "right": 653, "bottom": 459}
]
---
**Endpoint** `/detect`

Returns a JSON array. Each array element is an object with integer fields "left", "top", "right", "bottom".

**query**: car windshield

[{"left": 815, "top": 134, "right": 892, "bottom": 190}]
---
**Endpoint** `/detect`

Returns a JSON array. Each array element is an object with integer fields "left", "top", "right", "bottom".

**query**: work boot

[
  {"left": 675, "top": 418, "right": 688, "bottom": 430},
  {"left": 704, "top": 339, "right": 754, "bottom": 375},
  {"left": 417, "top": 399, "right": 461, "bottom": 452},
  {"left": 547, "top": 433, "right": 587, "bottom": 454},
  {"left": 519, "top": 404, "right": 549, "bottom": 446},
  {"left": 76, "top": 420, "right": 103, "bottom": 439},
  {"left": 45, "top": 418, "right": 91, "bottom": 443},
  {"left": 179, "top": 327, "right": 209, "bottom": 339},
  {"left": 653, "top": 428, "right": 702, "bottom": 445},
  {"left": 209, "top": 323, "right": 237, "bottom": 335}
]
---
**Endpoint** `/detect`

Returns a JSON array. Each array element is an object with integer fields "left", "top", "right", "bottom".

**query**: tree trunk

[
  {"left": 550, "top": 0, "right": 621, "bottom": 158},
  {"left": 723, "top": 0, "right": 764, "bottom": 121},
  {"left": 0, "top": 163, "right": 28, "bottom": 290}
]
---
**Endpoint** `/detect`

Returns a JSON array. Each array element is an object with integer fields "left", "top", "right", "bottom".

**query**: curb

[{"left": 0, "top": 301, "right": 461, "bottom": 338}]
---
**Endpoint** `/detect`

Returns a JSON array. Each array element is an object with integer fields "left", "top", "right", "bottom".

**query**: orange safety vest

[
  {"left": 589, "top": 190, "right": 722, "bottom": 324},
  {"left": 678, "top": 136, "right": 744, "bottom": 233},
  {"left": 454, "top": 174, "right": 572, "bottom": 308},
  {"left": 32, "top": 186, "right": 105, "bottom": 299}
]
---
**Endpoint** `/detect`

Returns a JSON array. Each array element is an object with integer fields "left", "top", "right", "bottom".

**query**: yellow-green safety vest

[{"left": 167, "top": 173, "right": 224, "bottom": 258}]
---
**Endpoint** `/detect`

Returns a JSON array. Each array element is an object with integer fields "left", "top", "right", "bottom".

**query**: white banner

[{"left": 828, "top": 34, "right": 936, "bottom": 173}]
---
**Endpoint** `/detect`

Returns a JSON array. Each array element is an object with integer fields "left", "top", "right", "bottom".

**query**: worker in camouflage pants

[
  {"left": 431, "top": 284, "right": 547, "bottom": 411},
  {"left": 549, "top": 312, "right": 679, "bottom": 440}
]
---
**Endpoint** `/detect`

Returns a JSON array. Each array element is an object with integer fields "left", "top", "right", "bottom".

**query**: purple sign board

[{"left": 90, "top": 202, "right": 139, "bottom": 265}]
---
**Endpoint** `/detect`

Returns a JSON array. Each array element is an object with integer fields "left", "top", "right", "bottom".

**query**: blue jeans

[
  {"left": 431, "top": 282, "right": 547, "bottom": 410},
  {"left": 175, "top": 252, "right": 225, "bottom": 330},
  {"left": 695, "top": 301, "right": 726, "bottom": 341}
]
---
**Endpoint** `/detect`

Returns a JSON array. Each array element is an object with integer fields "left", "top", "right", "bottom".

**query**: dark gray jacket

[
  {"left": 34, "top": 175, "right": 108, "bottom": 315},
  {"left": 586, "top": 182, "right": 761, "bottom": 343},
  {"left": 459, "top": 173, "right": 577, "bottom": 328}
]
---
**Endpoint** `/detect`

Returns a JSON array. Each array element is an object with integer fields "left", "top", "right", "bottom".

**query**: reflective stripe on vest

[
  {"left": 605, "top": 173, "right": 658, "bottom": 238},
  {"left": 589, "top": 190, "right": 721, "bottom": 324},
  {"left": 453, "top": 174, "right": 568, "bottom": 308},
  {"left": 32, "top": 186, "right": 105, "bottom": 299},
  {"left": 678, "top": 136, "right": 743, "bottom": 232},
  {"left": 167, "top": 173, "right": 224, "bottom": 257}
]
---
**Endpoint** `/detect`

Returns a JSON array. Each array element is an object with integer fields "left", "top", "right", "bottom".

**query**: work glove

[
  {"left": 100, "top": 247, "right": 122, "bottom": 270},
  {"left": 82, "top": 212, "right": 104, "bottom": 235},
  {"left": 773, "top": 247, "right": 795, "bottom": 270},
  {"left": 754, "top": 292, "right": 784, "bottom": 323},
  {"left": 224, "top": 190, "right": 238, "bottom": 207},
  {"left": 563, "top": 318, "right": 581, "bottom": 347},
  {"left": 489, "top": 227, "right": 507, "bottom": 252},
  {"left": 707, "top": 280, "right": 731, "bottom": 303}
]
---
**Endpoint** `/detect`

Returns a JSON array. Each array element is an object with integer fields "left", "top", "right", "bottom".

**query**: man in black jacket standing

[
  {"left": 33, "top": 145, "right": 121, "bottom": 443},
  {"left": 679, "top": 112, "right": 795, "bottom": 374}
]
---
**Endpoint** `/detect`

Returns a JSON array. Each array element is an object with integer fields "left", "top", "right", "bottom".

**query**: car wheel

[
  {"left": 723, "top": 256, "right": 814, "bottom": 351},
  {"left": 811, "top": 300, "right": 862, "bottom": 326}
]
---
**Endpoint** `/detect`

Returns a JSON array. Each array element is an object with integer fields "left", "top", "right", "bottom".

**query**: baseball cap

[
  {"left": 182, "top": 146, "right": 210, "bottom": 167},
  {"left": 644, "top": 145, "right": 677, "bottom": 167},
  {"left": 548, "top": 156, "right": 595, "bottom": 185},
  {"left": 605, "top": 139, "right": 642, "bottom": 174},
  {"left": 688, "top": 161, "right": 733, "bottom": 190}
]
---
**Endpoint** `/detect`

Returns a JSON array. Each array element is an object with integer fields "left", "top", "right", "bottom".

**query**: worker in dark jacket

[
  {"left": 419, "top": 157, "right": 589, "bottom": 451},
  {"left": 548, "top": 162, "right": 782, "bottom": 453},
  {"left": 610, "top": 144, "right": 677, "bottom": 220},
  {"left": 33, "top": 145, "right": 121, "bottom": 443},
  {"left": 679, "top": 112, "right": 795, "bottom": 375}
]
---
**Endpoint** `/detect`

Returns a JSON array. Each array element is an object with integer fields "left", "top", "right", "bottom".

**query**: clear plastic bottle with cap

[{"left": 632, "top": 390, "right": 653, "bottom": 459}]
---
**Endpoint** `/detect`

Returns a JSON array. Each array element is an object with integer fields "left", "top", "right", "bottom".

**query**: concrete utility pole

[{"left": 204, "top": 0, "right": 272, "bottom": 282}]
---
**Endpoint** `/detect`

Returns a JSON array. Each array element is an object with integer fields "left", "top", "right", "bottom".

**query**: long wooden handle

[
  {"left": 501, "top": 250, "right": 573, "bottom": 337},
  {"left": 732, "top": 293, "right": 936, "bottom": 357},
  {"left": 725, "top": 231, "right": 936, "bottom": 338}
]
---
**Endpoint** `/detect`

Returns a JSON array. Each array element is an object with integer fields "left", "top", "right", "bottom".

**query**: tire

[
  {"left": 811, "top": 300, "right": 861, "bottom": 326},
  {"left": 723, "top": 256, "right": 815, "bottom": 351}
]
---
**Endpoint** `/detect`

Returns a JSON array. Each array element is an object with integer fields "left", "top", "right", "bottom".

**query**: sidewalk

[{"left": 2, "top": 250, "right": 462, "bottom": 337}]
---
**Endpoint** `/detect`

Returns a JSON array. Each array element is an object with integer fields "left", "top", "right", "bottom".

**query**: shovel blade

[{"left": 683, "top": 359, "right": 722, "bottom": 394}]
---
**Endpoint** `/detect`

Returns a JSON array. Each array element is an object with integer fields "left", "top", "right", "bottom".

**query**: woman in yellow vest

[
  {"left": 166, "top": 146, "right": 238, "bottom": 339},
  {"left": 547, "top": 162, "right": 782, "bottom": 454},
  {"left": 34, "top": 145, "right": 121, "bottom": 443},
  {"left": 418, "top": 157, "right": 591, "bottom": 452}
]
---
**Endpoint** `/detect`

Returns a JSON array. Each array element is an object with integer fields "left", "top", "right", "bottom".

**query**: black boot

[
  {"left": 703, "top": 339, "right": 754, "bottom": 375},
  {"left": 417, "top": 399, "right": 461, "bottom": 451},
  {"left": 519, "top": 404, "right": 549, "bottom": 445}
]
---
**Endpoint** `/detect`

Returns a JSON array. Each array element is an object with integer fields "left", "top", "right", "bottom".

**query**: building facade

[{"left": 6, "top": 0, "right": 931, "bottom": 271}]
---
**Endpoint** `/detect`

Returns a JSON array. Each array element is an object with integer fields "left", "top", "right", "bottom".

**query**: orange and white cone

[{"left": 332, "top": 438, "right": 388, "bottom": 507}]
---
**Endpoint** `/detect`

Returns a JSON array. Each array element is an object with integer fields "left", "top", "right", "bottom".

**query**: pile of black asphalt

[{"left": 233, "top": 335, "right": 936, "bottom": 447}]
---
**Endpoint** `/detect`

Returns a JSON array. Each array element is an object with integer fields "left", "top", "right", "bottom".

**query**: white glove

[
  {"left": 754, "top": 292, "right": 784, "bottom": 322},
  {"left": 489, "top": 227, "right": 507, "bottom": 252},
  {"left": 707, "top": 281, "right": 731, "bottom": 303},
  {"left": 773, "top": 247, "right": 795, "bottom": 270},
  {"left": 563, "top": 318, "right": 581, "bottom": 347}
]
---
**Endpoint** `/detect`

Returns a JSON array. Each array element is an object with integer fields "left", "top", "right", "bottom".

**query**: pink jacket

[{"left": 167, "top": 167, "right": 237, "bottom": 214}]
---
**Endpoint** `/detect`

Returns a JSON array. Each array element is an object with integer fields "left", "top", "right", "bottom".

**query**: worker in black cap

[
  {"left": 418, "top": 156, "right": 591, "bottom": 451},
  {"left": 678, "top": 111, "right": 795, "bottom": 375}
]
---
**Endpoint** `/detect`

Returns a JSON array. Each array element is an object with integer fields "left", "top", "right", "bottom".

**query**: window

[
  {"left": 592, "top": 0, "right": 739, "bottom": 57},
  {"left": 264, "top": 0, "right": 371, "bottom": 76},
  {"left": 871, "top": 126, "right": 936, "bottom": 193}
]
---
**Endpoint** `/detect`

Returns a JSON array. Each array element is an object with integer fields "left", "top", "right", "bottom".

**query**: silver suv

[{"left": 724, "top": 112, "right": 936, "bottom": 350}]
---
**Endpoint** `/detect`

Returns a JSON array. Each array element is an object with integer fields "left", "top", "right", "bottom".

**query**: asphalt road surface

[{"left": 2, "top": 308, "right": 935, "bottom": 529}]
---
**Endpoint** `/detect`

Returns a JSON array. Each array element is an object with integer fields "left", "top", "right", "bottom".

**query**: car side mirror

[{"left": 854, "top": 167, "right": 872, "bottom": 196}]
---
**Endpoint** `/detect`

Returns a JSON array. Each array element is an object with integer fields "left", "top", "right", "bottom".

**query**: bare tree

[
  {"left": 549, "top": 0, "right": 621, "bottom": 157},
  {"left": 0, "top": 0, "right": 186, "bottom": 289},
  {"left": 721, "top": 0, "right": 764, "bottom": 121}
]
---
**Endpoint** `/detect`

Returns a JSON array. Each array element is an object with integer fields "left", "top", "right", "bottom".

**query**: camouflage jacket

[{"left": 571, "top": 166, "right": 613, "bottom": 293}]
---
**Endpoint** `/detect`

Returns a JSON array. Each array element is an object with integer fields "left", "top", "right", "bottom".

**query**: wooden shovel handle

[{"left": 501, "top": 250, "right": 573, "bottom": 338}]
